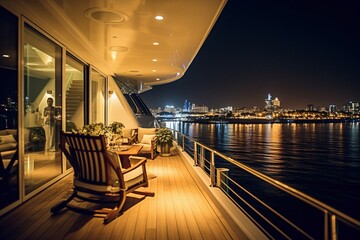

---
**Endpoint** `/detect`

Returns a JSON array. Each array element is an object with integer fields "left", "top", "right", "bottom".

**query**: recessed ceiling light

[
  {"left": 152, "top": 70, "right": 157, "bottom": 72},
  {"left": 156, "top": 78, "right": 160, "bottom": 81},
  {"left": 110, "top": 46, "right": 129, "bottom": 52},
  {"left": 152, "top": 59, "right": 158, "bottom": 62},
  {"left": 85, "top": 8, "right": 129, "bottom": 24},
  {"left": 2, "top": 54, "right": 10, "bottom": 58},
  {"left": 155, "top": 15, "right": 164, "bottom": 21},
  {"left": 153, "top": 42, "right": 159, "bottom": 46}
]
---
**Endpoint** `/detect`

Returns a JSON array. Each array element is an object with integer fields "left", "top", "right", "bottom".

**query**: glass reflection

[
  {"left": 65, "top": 55, "right": 84, "bottom": 132},
  {"left": 23, "top": 24, "right": 62, "bottom": 194},
  {"left": 0, "top": 6, "right": 19, "bottom": 210},
  {"left": 65, "top": 54, "right": 85, "bottom": 169},
  {"left": 90, "top": 69, "right": 105, "bottom": 124}
]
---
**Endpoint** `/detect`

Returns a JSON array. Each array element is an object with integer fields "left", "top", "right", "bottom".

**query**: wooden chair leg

[
  {"left": 132, "top": 190, "right": 155, "bottom": 197},
  {"left": 104, "top": 208, "right": 119, "bottom": 224}
]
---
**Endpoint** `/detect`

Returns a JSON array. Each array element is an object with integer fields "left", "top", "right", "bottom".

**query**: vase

[{"left": 160, "top": 143, "right": 171, "bottom": 157}]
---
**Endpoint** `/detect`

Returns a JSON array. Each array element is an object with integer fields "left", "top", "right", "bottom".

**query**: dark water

[{"left": 165, "top": 121, "right": 360, "bottom": 220}]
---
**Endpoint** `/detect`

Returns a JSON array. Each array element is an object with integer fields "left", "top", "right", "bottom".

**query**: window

[
  {"left": 65, "top": 54, "right": 85, "bottom": 132},
  {"left": 90, "top": 68, "right": 106, "bottom": 124},
  {"left": 23, "top": 23, "right": 62, "bottom": 194},
  {"left": 0, "top": 6, "right": 19, "bottom": 210}
]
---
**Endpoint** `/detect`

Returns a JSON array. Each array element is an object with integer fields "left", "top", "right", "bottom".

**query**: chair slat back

[{"left": 62, "top": 132, "right": 117, "bottom": 185}]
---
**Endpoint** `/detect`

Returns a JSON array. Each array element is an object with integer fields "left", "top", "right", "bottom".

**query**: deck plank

[{"left": 0, "top": 154, "right": 249, "bottom": 240}]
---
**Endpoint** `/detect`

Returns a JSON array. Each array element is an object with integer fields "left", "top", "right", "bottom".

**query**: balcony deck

[{"left": 0, "top": 153, "right": 250, "bottom": 240}]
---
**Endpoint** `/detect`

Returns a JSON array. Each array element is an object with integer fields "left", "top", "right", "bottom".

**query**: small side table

[{"left": 114, "top": 145, "right": 143, "bottom": 168}]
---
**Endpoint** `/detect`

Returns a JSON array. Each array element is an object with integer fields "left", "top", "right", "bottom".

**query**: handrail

[{"left": 171, "top": 129, "right": 360, "bottom": 239}]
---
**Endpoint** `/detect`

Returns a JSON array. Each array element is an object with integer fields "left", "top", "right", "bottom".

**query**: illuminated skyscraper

[
  {"left": 273, "top": 97, "right": 280, "bottom": 108},
  {"left": 265, "top": 93, "right": 272, "bottom": 110},
  {"left": 183, "top": 100, "right": 191, "bottom": 112},
  {"left": 264, "top": 93, "right": 281, "bottom": 111},
  {"left": 329, "top": 104, "right": 336, "bottom": 114}
]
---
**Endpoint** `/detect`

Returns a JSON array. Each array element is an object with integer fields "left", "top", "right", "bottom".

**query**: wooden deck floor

[{"left": 0, "top": 154, "right": 249, "bottom": 240}]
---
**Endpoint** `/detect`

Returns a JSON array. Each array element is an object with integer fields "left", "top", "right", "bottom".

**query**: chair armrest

[
  {"left": 122, "top": 157, "right": 147, "bottom": 174},
  {"left": 150, "top": 137, "right": 157, "bottom": 147},
  {"left": 129, "top": 155, "right": 147, "bottom": 165}
]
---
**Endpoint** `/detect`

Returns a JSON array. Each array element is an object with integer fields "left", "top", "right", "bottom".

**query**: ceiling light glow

[{"left": 155, "top": 15, "right": 164, "bottom": 21}]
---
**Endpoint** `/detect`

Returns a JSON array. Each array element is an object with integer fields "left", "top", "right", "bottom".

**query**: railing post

[
  {"left": 194, "top": 142, "right": 198, "bottom": 166},
  {"left": 324, "top": 210, "right": 329, "bottom": 240},
  {"left": 182, "top": 134, "right": 185, "bottom": 151},
  {"left": 331, "top": 215, "right": 337, "bottom": 240},
  {"left": 210, "top": 151, "right": 215, "bottom": 187},
  {"left": 216, "top": 168, "right": 229, "bottom": 190},
  {"left": 199, "top": 146, "right": 204, "bottom": 168}
]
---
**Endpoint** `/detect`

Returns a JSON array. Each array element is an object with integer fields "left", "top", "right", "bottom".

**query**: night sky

[{"left": 141, "top": 0, "right": 360, "bottom": 110}]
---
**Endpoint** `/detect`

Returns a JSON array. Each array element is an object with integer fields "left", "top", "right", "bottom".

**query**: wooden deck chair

[{"left": 51, "top": 132, "right": 154, "bottom": 224}]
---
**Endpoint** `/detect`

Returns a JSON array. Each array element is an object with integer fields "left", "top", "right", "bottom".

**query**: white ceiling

[{"left": 2, "top": 0, "right": 226, "bottom": 88}]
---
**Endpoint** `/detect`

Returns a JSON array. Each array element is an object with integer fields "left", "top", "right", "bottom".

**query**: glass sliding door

[
  {"left": 23, "top": 24, "right": 62, "bottom": 194},
  {"left": 65, "top": 54, "right": 85, "bottom": 132},
  {"left": 0, "top": 6, "right": 19, "bottom": 210},
  {"left": 65, "top": 54, "right": 86, "bottom": 169},
  {"left": 90, "top": 68, "right": 106, "bottom": 124}
]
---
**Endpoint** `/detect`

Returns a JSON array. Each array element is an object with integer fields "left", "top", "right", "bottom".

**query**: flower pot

[{"left": 160, "top": 143, "right": 171, "bottom": 157}]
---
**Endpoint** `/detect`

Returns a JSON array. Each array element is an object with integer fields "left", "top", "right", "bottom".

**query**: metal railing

[{"left": 172, "top": 129, "right": 360, "bottom": 239}]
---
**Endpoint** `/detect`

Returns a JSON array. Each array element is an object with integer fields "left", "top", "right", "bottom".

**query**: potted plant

[
  {"left": 75, "top": 122, "right": 125, "bottom": 149},
  {"left": 30, "top": 127, "right": 46, "bottom": 151},
  {"left": 156, "top": 127, "right": 174, "bottom": 157}
]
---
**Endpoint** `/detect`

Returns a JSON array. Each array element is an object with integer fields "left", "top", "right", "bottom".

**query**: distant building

[
  {"left": 349, "top": 101, "right": 359, "bottom": 113},
  {"left": 183, "top": 100, "right": 191, "bottom": 112},
  {"left": 319, "top": 107, "right": 327, "bottom": 112},
  {"left": 151, "top": 107, "right": 162, "bottom": 115},
  {"left": 273, "top": 97, "right": 280, "bottom": 107},
  {"left": 307, "top": 104, "right": 314, "bottom": 111},
  {"left": 329, "top": 104, "right": 336, "bottom": 114},
  {"left": 264, "top": 93, "right": 281, "bottom": 111},
  {"left": 191, "top": 103, "right": 208, "bottom": 113},
  {"left": 164, "top": 105, "right": 176, "bottom": 114},
  {"left": 265, "top": 93, "right": 272, "bottom": 110}
]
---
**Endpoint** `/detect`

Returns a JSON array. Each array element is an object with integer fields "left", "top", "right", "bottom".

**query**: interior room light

[
  {"left": 2, "top": 54, "right": 10, "bottom": 58},
  {"left": 152, "top": 69, "right": 157, "bottom": 72},
  {"left": 156, "top": 78, "right": 160, "bottom": 81},
  {"left": 155, "top": 15, "right": 164, "bottom": 21},
  {"left": 153, "top": 42, "right": 159, "bottom": 46},
  {"left": 152, "top": 59, "right": 157, "bottom": 62}
]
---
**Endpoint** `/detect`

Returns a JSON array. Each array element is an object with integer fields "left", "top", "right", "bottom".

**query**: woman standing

[{"left": 43, "top": 97, "right": 56, "bottom": 152}]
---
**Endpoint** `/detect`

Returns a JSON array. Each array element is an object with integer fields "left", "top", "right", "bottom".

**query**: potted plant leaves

[{"left": 156, "top": 127, "right": 174, "bottom": 157}]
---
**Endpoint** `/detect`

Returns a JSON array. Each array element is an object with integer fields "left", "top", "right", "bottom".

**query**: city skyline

[
  {"left": 151, "top": 95, "right": 358, "bottom": 113},
  {"left": 141, "top": 0, "right": 360, "bottom": 110}
]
